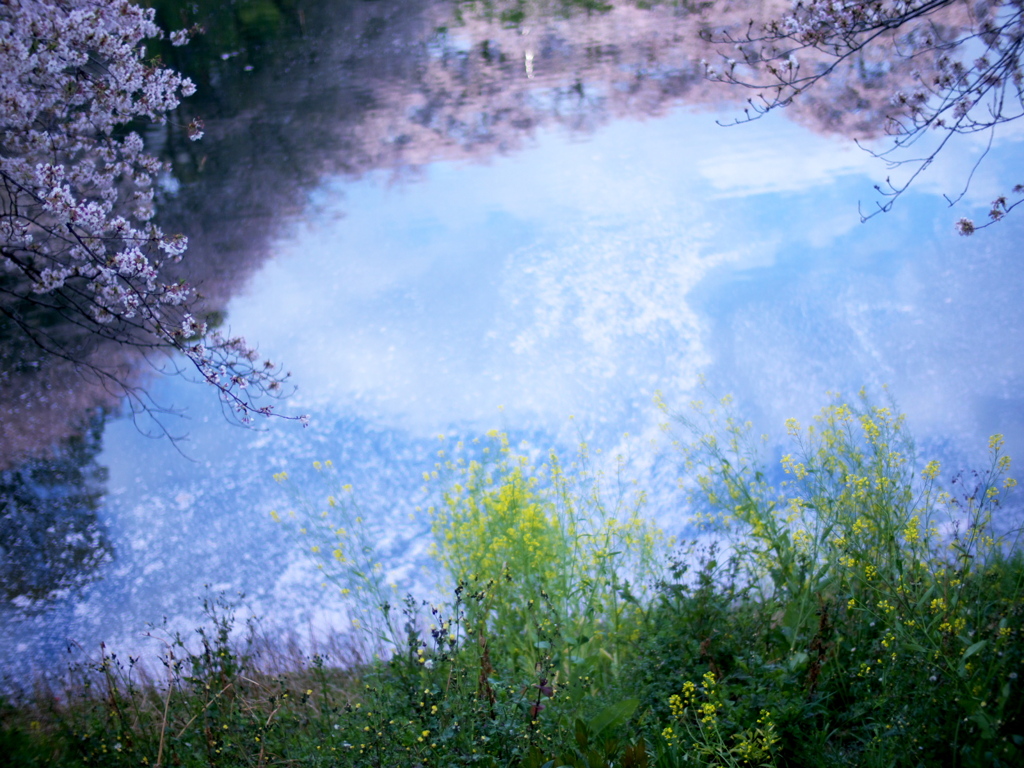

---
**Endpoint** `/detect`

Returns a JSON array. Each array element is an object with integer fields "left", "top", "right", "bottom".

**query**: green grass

[{"left": 3, "top": 395, "right": 1023, "bottom": 767}]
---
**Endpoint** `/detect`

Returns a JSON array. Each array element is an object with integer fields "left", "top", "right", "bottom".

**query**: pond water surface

[{"left": 3, "top": 0, "right": 1024, "bottom": 681}]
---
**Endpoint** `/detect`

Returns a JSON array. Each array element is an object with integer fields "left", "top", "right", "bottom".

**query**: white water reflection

[
  {"left": 228, "top": 110, "right": 876, "bottom": 432},
  {"left": 229, "top": 104, "right": 1024, "bottom": 452}
]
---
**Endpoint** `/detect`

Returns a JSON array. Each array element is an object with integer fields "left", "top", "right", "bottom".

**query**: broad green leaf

[
  {"left": 962, "top": 640, "right": 987, "bottom": 661},
  {"left": 575, "top": 718, "right": 590, "bottom": 750},
  {"left": 588, "top": 698, "right": 640, "bottom": 736}
]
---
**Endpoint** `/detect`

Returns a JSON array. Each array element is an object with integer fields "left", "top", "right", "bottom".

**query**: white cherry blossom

[{"left": 1, "top": 0, "right": 295, "bottom": 425}]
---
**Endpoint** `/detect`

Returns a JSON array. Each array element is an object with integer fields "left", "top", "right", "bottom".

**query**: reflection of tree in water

[
  {"left": 158, "top": 0, "right": 962, "bottom": 298},
  {"left": 146, "top": 0, "right": 755, "bottom": 305},
  {"left": 0, "top": 417, "right": 112, "bottom": 602},
  {"left": 0, "top": 285, "right": 136, "bottom": 472}
]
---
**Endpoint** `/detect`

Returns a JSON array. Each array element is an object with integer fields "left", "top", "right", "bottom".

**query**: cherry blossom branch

[
  {"left": 701, "top": 0, "right": 1024, "bottom": 232},
  {"left": 1, "top": 0, "right": 303, "bottom": 428}
]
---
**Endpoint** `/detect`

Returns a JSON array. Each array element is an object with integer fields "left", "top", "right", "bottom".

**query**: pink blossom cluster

[
  {"left": 779, "top": 0, "right": 1024, "bottom": 134},
  {"left": 782, "top": 0, "right": 917, "bottom": 45},
  {"left": 1, "top": 0, "right": 293, "bottom": 422}
]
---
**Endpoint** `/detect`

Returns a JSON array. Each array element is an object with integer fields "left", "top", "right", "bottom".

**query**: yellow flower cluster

[{"left": 668, "top": 694, "right": 684, "bottom": 718}]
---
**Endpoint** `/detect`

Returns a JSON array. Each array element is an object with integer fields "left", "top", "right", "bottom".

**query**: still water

[{"left": 3, "top": 0, "right": 1023, "bottom": 680}]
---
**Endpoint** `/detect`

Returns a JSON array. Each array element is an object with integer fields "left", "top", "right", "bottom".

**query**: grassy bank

[{"left": 3, "top": 396, "right": 1022, "bottom": 767}]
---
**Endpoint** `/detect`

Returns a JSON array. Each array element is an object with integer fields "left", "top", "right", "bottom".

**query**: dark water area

[{"left": 2, "top": 0, "right": 1023, "bottom": 683}]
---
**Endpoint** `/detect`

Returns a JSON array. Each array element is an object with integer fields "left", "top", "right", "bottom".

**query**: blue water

[{"left": 4, "top": 67, "right": 1023, "bottom": 682}]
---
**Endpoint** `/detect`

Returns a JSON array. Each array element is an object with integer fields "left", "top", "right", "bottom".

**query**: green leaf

[
  {"left": 575, "top": 718, "right": 590, "bottom": 750},
  {"left": 962, "top": 639, "right": 987, "bottom": 661},
  {"left": 787, "top": 651, "right": 810, "bottom": 671},
  {"left": 588, "top": 698, "right": 640, "bottom": 737}
]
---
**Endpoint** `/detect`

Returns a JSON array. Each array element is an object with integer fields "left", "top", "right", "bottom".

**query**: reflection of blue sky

[
  {"left": 229, "top": 106, "right": 1024, "bottom": 458},
  {"left": 230, "top": 111, "right": 731, "bottom": 430},
  {"left": 5, "top": 104, "right": 1023, "bottom": 675}
]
